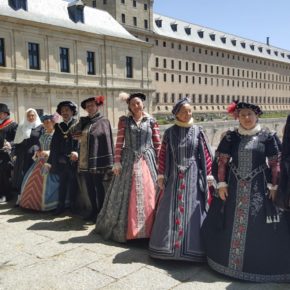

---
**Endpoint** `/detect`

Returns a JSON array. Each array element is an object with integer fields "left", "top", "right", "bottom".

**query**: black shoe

[
  {"left": 83, "top": 214, "right": 97, "bottom": 223},
  {"left": 53, "top": 206, "right": 65, "bottom": 215}
]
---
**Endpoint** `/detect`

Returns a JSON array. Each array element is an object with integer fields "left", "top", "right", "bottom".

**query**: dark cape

[
  {"left": 47, "top": 119, "right": 78, "bottom": 174},
  {"left": 0, "top": 118, "right": 18, "bottom": 199},
  {"left": 12, "top": 125, "right": 43, "bottom": 191},
  {"left": 73, "top": 113, "right": 114, "bottom": 173}
]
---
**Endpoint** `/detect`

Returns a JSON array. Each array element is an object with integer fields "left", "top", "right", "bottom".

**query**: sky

[{"left": 154, "top": 0, "right": 290, "bottom": 50}]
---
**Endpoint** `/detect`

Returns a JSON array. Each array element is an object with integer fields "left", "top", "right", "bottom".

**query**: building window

[
  {"left": 103, "top": 0, "right": 107, "bottom": 4},
  {"left": 179, "top": 61, "right": 182, "bottom": 70},
  {"left": 121, "top": 0, "right": 125, "bottom": 3},
  {"left": 155, "top": 72, "right": 159, "bottom": 81},
  {"left": 8, "top": 0, "right": 27, "bottom": 11},
  {"left": 178, "top": 75, "right": 181, "bottom": 83},
  {"left": 163, "top": 41, "right": 166, "bottom": 47},
  {"left": 60, "top": 47, "right": 70, "bottom": 73},
  {"left": 133, "top": 17, "right": 137, "bottom": 26},
  {"left": 164, "top": 93, "right": 168, "bottom": 103},
  {"left": 171, "top": 93, "right": 175, "bottom": 103},
  {"left": 155, "top": 39, "right": 158, "bottom": 46},
  {"left": 0, "top": 38, "right": 6, "bottom": 67},
  {"left": 121, "top": 13, "right": 126, "bottom": 23},
  {"left": 92, "top": 0, "right": 96, "bottom": 7},
  {"left": 163, "top": 59, "right": 167, "bottom": 68},
  {"left": 28, "top": 42, "right": 40, "bottom": 70},
  {"left": 171, "top": 60, "right": 174, "bottom": 69},
  {"left": 155, "top": 57, "right": 159, "bottom": 67},
  {"left": 87, "top": 51, "right": 95, "bottom": 75},
  {"left": 144, "top": 3, "right": 148, "bottom": 10},
  {"left": 126, "top": 56, "right": 133, "bottom": 78},
  {"left": 163, "top": 73, "right": 167, "bottom": 82},
  {"left": 133, "top": 0, "right": 137, "bottom": 7},
  {"left": 144, "top": 19, "right": 148, "bottom": 29},
  {"left": 171, "top": 74, "right": 174, "bottom": 82}
]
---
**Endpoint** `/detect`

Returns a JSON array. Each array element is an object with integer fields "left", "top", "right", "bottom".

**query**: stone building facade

[
  {"left": 0, "top": 0, "right": 152, "bottom": 126},
  {"left": 84, "top": 0, "right": 290, "bottom": 115}
]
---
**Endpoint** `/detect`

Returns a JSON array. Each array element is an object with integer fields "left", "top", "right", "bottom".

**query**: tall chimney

[{"left": 266, "top": 37, "right": 270, "bottom": 46}]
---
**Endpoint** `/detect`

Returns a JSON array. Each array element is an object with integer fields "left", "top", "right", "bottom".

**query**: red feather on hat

[
  {"left": 95, "top": 95, "right": 105, "bottom": 105},
  {"left": 227, "top": 101, "right": 238, "bottom": 119}
]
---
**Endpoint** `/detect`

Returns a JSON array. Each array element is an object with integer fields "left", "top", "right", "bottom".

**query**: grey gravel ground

[{"left": 0, "top": 202, "right": 289, "bottom": 290}]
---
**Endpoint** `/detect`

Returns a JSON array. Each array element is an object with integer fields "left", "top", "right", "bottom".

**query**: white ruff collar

[
  {"left": 238, "top": 124, "right": 261, "bottom": 136},
  {"left": 175, "top": 118, "right": 194, "bottom": 128}
]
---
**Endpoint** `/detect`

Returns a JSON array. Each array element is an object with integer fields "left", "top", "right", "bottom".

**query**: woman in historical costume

[
  {"left": 12, "top": 108, "right": 43, "bottom": 193},
  {"left": 95, "top": 92, "right": 161, "bottom": 242},
  {"left": 202, "top": 101, "right": 290, "bottom": 282},
  {"left": 19, "top": 114, "right": 61, "bottom": 211},
  {"left": 149, "top": 97, "right": 213, "bottom": 262}
]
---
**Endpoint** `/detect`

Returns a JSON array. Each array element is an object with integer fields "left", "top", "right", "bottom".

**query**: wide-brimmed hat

[
  {"left": 56, "top": 101, "right": 78, "bottom": 116},
  {"left": 126, "top": 92, "right": 146, "bottom": 104},
  {"left": 172, "top": 97, "right": 190, "bottom": 115},
  {"left": 236, "top": 102, "right": 263, "bottom": 116},
  {"left": 227, "top": 101, "right": 263, "bottom": 118},
  {"left": 0, "top": 103, "right": 10, "bottom": 115},
  {"left": 81, "top": 96, "right": 105, "bottom": 109}
]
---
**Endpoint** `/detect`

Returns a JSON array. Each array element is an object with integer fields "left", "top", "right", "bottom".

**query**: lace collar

[{"left": 238, "top": 124, "right": 261, "bottom": 136}]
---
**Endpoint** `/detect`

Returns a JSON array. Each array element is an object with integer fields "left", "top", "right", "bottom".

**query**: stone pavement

[{"left": 0, "top": 202, "right": 288, "bottom": 290}]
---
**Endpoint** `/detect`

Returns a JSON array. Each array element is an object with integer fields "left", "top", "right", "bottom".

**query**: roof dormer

[
  {"left": 197, "top": 29, "right": 204, "bottom": 38},
  {"left": 220, "top": 36, "right": 226, "bottom": 44},
  {"left": 231, "top": 39, "right": 236, "bottom": 46},
  {"left": 184, "top": 27, "right": 191, "bottom": 35},
  {"left": 68, "top": 0, "right": 85, "bottom": 24},
  {"left": 209, "top": 33, "right": 216, "bottom": 41},
  {"left": 171, "top": 22, "right": 178, "bottom": 32},
  {"left": 8, "top": 0, "right": 27, "bottom": 11},
  {"left": 155, "top": 18, "right": 162, "bottom": 28}
]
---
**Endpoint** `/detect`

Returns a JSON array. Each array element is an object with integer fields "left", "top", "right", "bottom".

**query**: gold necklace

[{"left": 58, "top": 123, "right": 70, "bottom": 139}]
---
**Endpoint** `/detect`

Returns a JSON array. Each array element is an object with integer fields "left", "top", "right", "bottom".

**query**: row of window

[
  {"left": 122, "top": 14, "right": 149, "bottom": 28},
  {"left": 155, "top": 73, "right": 290, "bottom": 91},
  {"left": 96, "top": 0, "right": 148, "bottom": 10},
  {"left": 0, "top": 38, "right": 134, "bottom": 78},
  {"left": 155, "top": 20, "right": 290, "bottom": 62},
  {"left": 155, "top": 58, "right": 290, "bottom": 82},
  {"left": 120, "top": 0, "right": 148, "bottom": 10},
  {"left": 155, "top": 93, "right": 290, "bottom": 106},
  {"left": 154, "top": 40, "right": 290, "bottom": 71}
]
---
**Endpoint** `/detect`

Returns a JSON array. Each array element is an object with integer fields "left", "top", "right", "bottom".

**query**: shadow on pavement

[{"left": 27, "top": 216, "right": 89, "bottom": 232}]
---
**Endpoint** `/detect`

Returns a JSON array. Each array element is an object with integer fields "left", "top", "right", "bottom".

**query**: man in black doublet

[{"left": 46, "top": 101, "right": 79, "bottom": 214}]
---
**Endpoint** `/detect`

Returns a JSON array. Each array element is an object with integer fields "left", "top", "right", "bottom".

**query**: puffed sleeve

[{"left": 114, "top": 116, "right": 126, "bottom": 164}]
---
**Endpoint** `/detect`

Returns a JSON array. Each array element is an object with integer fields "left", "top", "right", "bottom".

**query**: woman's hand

[
  {"left": 218, "top": 187, "right": 228, "bottom": 201},
  {"left": 112, "top": 163, "right": 122, "bottom": 176},
  {"left": 70, "top": 151, "right": 78, "bottom": 161},
  {"left": 157, "top": 176, "right": 165, "bottom": 190},
  {"left": 268, "top": 189, "right": 277, "bottom": 201}
]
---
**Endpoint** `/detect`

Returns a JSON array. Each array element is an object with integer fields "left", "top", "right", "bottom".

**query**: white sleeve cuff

[
  {"left": 113, "top": 162, "right": 122, "bottom": 170},
  {"left": 267, "top": 183, "right": 278, "bottom": 190},
  {"left": 217, "top": 182, "right": 228, "bottom": 189}
]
